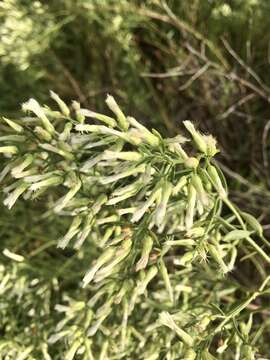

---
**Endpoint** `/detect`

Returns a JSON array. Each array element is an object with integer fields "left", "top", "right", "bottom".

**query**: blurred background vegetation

[{"left": 2, "top": 0, "right": 270, "bottom": 227}]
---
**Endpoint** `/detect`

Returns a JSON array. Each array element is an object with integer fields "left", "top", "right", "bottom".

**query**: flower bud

[
  {"left": 241, "top": 212, "right": 263, "bottom": 237},
  {"left": 185, "top": 183, "right": 196, "bottom": 230},
  {"left": 208, "top": 243, "right": 229, "bottom": 274},
  {"left": 154, "top": 180, "right": 173, "bottom": 226},
  {"left": 135, "top": 235, "right": 153, "bottom": 271},
  {"left": 72, "top": 101, "right": 85, "bottom": 123},
  {"left": 159, "top": 259, "right": 174, "bottom": 303},
  {"left": 206, "top": 164, "right": 227, "bottom": 199},
  {"left": 191, "top": 174, "right": 209, "bottom": 207},
  {"left": 50, "top": 90, "right": 70, "bottom": 117},
  {"left": 184, "top": 157, "right": 199, "bottom": 169},
  {"left": 106, "top": 95, "right": 129, "bottom": 131},
  {"left": 22, "top": 98, "right": 55, "bottom": 134},
  {"left": 34, "top": 126, "right": 52, "bottom": 141},
  {"left": 223, "top": 230, "right": 251, "bottom": 242},
  {"left": 79, "top": 108, "right": 116, "bottom": 127},
  {"left": 183, "top": 120, "right": 207, "bottom": 154}
]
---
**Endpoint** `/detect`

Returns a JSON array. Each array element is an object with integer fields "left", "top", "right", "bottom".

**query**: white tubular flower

[
  {"left": 0, "top": 164, "right": 11, "bottom": 183},
  {"left": 223, "top": 230, "right": 251, "bottom": 242},
  {"left": 0, "top": 135, "right": 25, "bottom": 143},
  {"left": 11, "top": 154, "right": 34, "bottom": 178},
  {"left": 105, "top": 94, "right": 129, "bottom": 131},
  {"left": 72, "top": 100, "right": 85, "bottom": 123},
  {"left": 184, "top": 349, "right": 197, "bottom": 360},
  {"left": 191, "top": 174, "right": 209, "bottom": 207},
  {"left": 203, "top": 135, "right": 219, "bottom": 157},
  {"left": 159, "top": 259, "right": 174, "bottom": 303},
  {"left": 82, "top": 247, "right": 116, "bottom": 287},
  {"left": 74, "top": 215, "right": 94, "bottom": 249},
  {"left": 106, "top": 190, "right": 138, "bottom": 205},
  {"left": 94, "top": 239, "right": 132, "bottom": 282},
  {"left": 2, "top": 117, "right": 23, "bottom": 133},
  {"left": 206, "top": 164, "right": 227, "bottom": 199},
  {"left": 81, "top": 154, "right": 103, "bottom": 172},
  {"left": 50, "top": 90, "right": 70, "bottom": 117},
  {"left": 29, "top": 176, "right": 63, "bottom": 192},
  {"left": 172, "top": 176, "right": 187, "bottom": 196},
  {"left": 0, "top": 146, "right": 18, "bottom": 155},
  {"left": 129, "top": 266, "right": 158, "bottom": 314},
  {"left": 3, "top": 182, "right": 28, "bottom": 209},
  {"left": 131, "top": 186, "right": 162, "bottom": 223},
  {"left": 16, "top": 346, "right": 34, "bottom": 360},
  {"left": 110, "top": 179, "right": 142, "bottom": 197},
  {"left": 127, "top": 116, "right": 159, "bottom": 147},
  {"left": 59, "top": 123, "right": 73, "bottom": 141},
  {"left": 135, "top": 235, "right": 153, "bottom": 271},
  {"left": 79, "top": 108, "right": 116, "bottom": 127},
  {"left": 39, "top": 143, "right": 74, "bottom": 161},
  {"left": 168, "top": 142, "right": 188, "bottom": 160},
  {"left": 58, "top": 216, "right": 82, "bottom": 249},
  {"left": 136, "top": 266, "right": 158, "bottom": 295},
  {"left": 22, "top": 98, "right": 55, "bottom": 134},
  {"left": 3, "top": 248, "right": 24, "bottom": 262},
  {"left": 54, "top": 179, "right": 81, "bottom": 213},
  {"left": 158, "top": 311, "right": 194, "bottom": 347},
  {"left": 73, "top": 194, "right": 107, "bottom": 249},
  {"left": 96, "top": 214, "right": 119, "bottom": 225},
  {"left": 24, "top": 171, "right": 62, "bottom": 183},
  {"left": 102, "top": 150, "right": 142, "bottom": 162},
  {"left": 100, "top": 226, "right": 115, "bottom": 247},
  {"left": 183, "top": 120, "right": 207, "bottom": 154},
  {"left": 64, "top": 338, "right": 83, "bottom": 360},
  {"left": 100, "top": 164, "right": 145, "bottom": 185},
  {"left": 154, "top": 180, "right": 173, "bottom": 226},
  {"left": 208, "top": 243, "right": 229, "bottom": 274},
  {"left": 165, "top": 239, "right": 195, "bottom": 247},
  {"left": 75, "top": 124, "right": 140, "bottom": 145},
  {"left": 34, "top": 126, "right": 52, "bottom": 141},
  {"left": 185, "top": 183, "right": 196, "bottom": 230}
]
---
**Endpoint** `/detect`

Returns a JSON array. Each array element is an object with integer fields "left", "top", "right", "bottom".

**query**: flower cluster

[{"left": 0, "top": 93, "right": 269, "bottom": 359}]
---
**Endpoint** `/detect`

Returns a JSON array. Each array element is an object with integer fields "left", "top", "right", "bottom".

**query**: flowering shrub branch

[{"left": 0, "top": 93, "right": 269, "bottom": 358}]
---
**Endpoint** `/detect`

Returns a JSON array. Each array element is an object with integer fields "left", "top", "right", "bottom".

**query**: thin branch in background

[
  {"left": 222, "top": 37, "right": 270, "bottom": 93},
  {"left": 218, "top": 93, "right": 257, "bottom": 120},
  {"left": 178, "top": 63, "right": 210, "bottom": 91},
  {"left": 216, "top": 160, "right": 270, "bottom": 199},
  {"left": 51, "top": 52, "right": 88, "bottom": 105},
  {"left": 218, "top": 71, "right": 270, "bottom": 102},
  {"left": 160, "top": 0, "right": 229, "bottom": 69}
]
